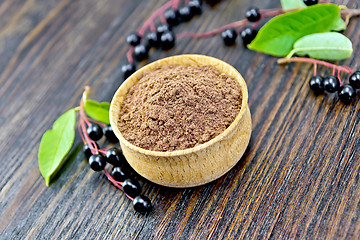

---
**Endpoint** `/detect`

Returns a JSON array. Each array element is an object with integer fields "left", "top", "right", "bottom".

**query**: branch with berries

[
  {"left": 38, "top": 87, "right": 152, "bottom": 214},
  {"left": 121, "top": 0, "right": 360, "bottom": 104}
]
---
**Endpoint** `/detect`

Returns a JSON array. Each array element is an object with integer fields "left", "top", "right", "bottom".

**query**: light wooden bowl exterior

[{"left": 109, "top": 54, "right": 251, "bottom": 188}]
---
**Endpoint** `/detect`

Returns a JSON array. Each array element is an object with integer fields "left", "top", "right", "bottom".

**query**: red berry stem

[
  {"left": 98, "top": 149, "right": 107, "bottom": 154},
  {"left": 259, "top": 8, "right": 287, "bottom": 17},
  {"left": 138, "top": 0, "right": 176, "bottom": 36},
  {"left": 337, "top": 70, "right": 342, "bottom": 84},
  {"left": 78, "top": 123, "right": 86, "bottom": 144},
  {"left": 177, "top": 7, "right": 292, "bottom": 39},
  {"left": 80, "top": 119, "right": 99, "bottom": 154},
  {"left": 278, "top": 57, "right": 354, "bottom": 86},
  {"left": 177, "top": 19, "right": 249, "bottom": 39},
  {"left": 88, "top": 118, "right": 107, "bottom": 127},
  {"left": 278, "top": 57, "right": 353, "bottom": 74},
  {"left": 126, "top": 46, "right": 134, "bottom": 63},
  {"left": 313, "top": 63, "right": 317, "bottom": 76},
  {"left": 78, "top": 87, "right": 100, "bottom": 154},
  {"left": 172, "top": 0, "right": 181, "bottom": 10},
  {"left": 103, "top": 169, "right": 134, "bottom": 201}
]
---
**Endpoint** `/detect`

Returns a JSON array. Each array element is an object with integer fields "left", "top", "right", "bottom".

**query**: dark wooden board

[{"left": 1, "top": 0, "right": 360, "bottom": 239}]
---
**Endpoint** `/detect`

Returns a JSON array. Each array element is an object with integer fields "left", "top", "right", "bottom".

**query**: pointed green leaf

[
  {"left": 288, "top": 32, "right": 352, "bottom": 60},
  {"left": 280, "top": 0, "right": 306, "bottom": 10},
  {"left": 248, "top": 4, "right": 341, "bottom": 56},
  {"left": 84, "top": 100, "right": 110, "bottom": 124},
  {"left": 38, "top": 108, "right": 76, "bottom": 186},
  {"left": 332, "top": 17, "right": 346, "bottom": 31}
]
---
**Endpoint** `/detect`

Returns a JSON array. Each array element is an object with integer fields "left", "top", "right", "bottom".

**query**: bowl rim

[{"left": 109, "top": 54, "right": 248, "bottom": 157}]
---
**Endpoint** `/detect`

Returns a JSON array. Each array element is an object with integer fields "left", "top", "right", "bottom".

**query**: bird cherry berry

[
  {"left": 245, "top": 7, "right": 261, "bottom": 22},
  {"left": 324, "top": 76, "right": 341, "bottom": 93},
  {"left": 146, "top": 31, "right": 160, "bottom": 48},
  {"left": 133, "top": 195, "right": 152, "bottom": 213},
  {"left": 164, "top": 8, "right": 181, "bottom": 26},
  {"left": 309, "top": 75, "right": 324, "bottom": 94},
  {"left": 126, "top": 32, "right": 141, "bottom": 46},
  {"left": 111, "top": 166, "right": 130, "bottom": 182},
  {"left": 303, "top": 0, "right": 318, "bottom": 6},
  {"left": 83, "top": 143, "right": 100, "bottom": 159},
  {"left": 349, "top": 71, "right": 360, "bottom": 89},
  {"left": 105, "top": 147, "right": 126, "bottom": 166},
  {"left": 123, "top": 178, "right": 141, "bottom": 198},
  {"left": 86, "top": 124, "right": 103, "bottom": 141},
  {"left": 179, "top": 6, "right": 193, "bottom": 22},
  {"left": 102, "top": 125, "right": 118, "bottom": 143},
  {"left": 241, "top": 27, "right": 257, "bottom": 45},
  {"left": 221, "top": 29, "right": 237, "bottom": 46},
  {"left": 89, "top": 154, "right": 106, "bottom": 171},
  {"left": 339, "top": 85, "right": 355, "bottom": 103},
  {"left": 133, "top": 44, "right": 149, "bottom": 61},
  {"left": 189, "top": 0, "right": 202, "bottom": 15},
  {"left": 156, "top": 24, "right": 172, "bottom": 37},
  {"left": 121, "top": 63, "right": 136, "bottom": 80},
  {"left": 160, "top": 31, "right": 176, "bottom": 49}
]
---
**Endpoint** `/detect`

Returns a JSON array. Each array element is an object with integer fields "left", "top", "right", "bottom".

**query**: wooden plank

[{"left": 1, "top": 0, "right": 360, "bottom": 239}]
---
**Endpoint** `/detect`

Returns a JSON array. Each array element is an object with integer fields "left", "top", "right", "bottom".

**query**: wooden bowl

[{"left": 109, "top": 54, "right": 251, "bottom": 188}]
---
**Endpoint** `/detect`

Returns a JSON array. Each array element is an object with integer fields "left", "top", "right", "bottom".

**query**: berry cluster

[
  {"left": 220, "top": 7, "right": 259, "bottom": 46},
  {"left": 120, "top": 0, "right": 302, "bottom": 81},
  {"left": 79, "top": 90, "right": 151, "bottom": 214},
  {"left": 309, "top": 71, "right": 360, "bottom": 103},
  {"left": 121, "top": 0, "right": 203, "bottom": 80}
]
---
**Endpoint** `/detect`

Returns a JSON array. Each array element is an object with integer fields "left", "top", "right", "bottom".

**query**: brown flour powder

[{"left": 118, "top": 65, "right": 242, "bottom": 151}]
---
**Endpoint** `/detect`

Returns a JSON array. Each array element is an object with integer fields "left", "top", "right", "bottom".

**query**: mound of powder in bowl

[{"left": 118, "top": 65, "right": 242, "bottom": 151}]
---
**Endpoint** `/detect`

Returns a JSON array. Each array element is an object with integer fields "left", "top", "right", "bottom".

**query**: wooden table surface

[{"left": 1, "top": 0, "right": 360, "bottom": 239}]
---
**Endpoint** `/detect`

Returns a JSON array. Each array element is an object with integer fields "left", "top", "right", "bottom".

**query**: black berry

[
  {"left": 164, "top": 8, "right": 181, "bottom": 26},
  {"left": 126, "top": 32, "right": 141, "bottom": 46},
  {"left": 241, "top": 27, "right": 257, "bottom": 45},
  {"left": 324, "top": 76, "right": 341, "bottom": 93},
  {"left": 189, "top": 0, "right": 202, "bottom": 15},
  {"left": 133, "top": 44, "right": 149, "bottom": 61},
  {"left": 179, "top": 6, "right": 193, "bottom": 22},
  {"left": 245, "top": 7, "right": 261, "bottom": 22},
  {"left": 303, "top": 0, "right": 318, "bottom": 6},
  {"left": 89, "top": 154, "right": 106, "bottom": 171},
  {"left": 123, "top": 178, "right": 141, "bottom": 198},
  {"left": 105, "top": 147, "right": 126, "bottom": 166},
  {"left": 103, "top": 125, "right": 118, "bottom": 143},
  {"left": 339, "top": 85, "right": 355, "bottom": 104},
  {"left": 146, "top": 31, "right": 160, "bottom": 48},
  {"left": 160, "top": 31, "right": 176, "bottom": 50},
  {"left": 349, "top": 71, "right": 360, "bottom": 89},
  {"left": 87, "top": 124, "right": 103, "bottom": 141},
  {"left": 221, "top": 29, "right": 237, "bottom": 46},
  {"left": 156, "top": 24, "right": 172, "bottom": 37},
  {"left": 83, "top": 143, "right": 99, "bottom": 159},
  {"left": 133, "top": 195, "right": 152, "bottom": 213},
  {"left": 121, "top": 63, "right": 136, "bottom": 80},
  {"left": 309, "top": 75, "right": 324, "bottom": 94},
  {"left": 111, "top": 166, "right": 130, "bottom": 182}
]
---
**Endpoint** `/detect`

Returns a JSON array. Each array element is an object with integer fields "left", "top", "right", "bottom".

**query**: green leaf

[
  {"left": 332, "top": 17, "right": 346, "bottom": 31},
  {"left": 38, "top": 109, "right": 76, "bottom": 186},
  {"left": 288, "top": 32, "right": 353, "bottom": 60},
  {"left": 84, "top": 100, "right": 110, "bottom": 124},
  {"left": 248, "top": 4, "right": 341, "bottom": 56},
  {"left": 280, "top": 0, "right": 306, "bottom": 10}
]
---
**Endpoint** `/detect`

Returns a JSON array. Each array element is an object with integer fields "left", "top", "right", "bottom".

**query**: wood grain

[{"left": 0, "top": 0, "right": 360, "bottom": 239}]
